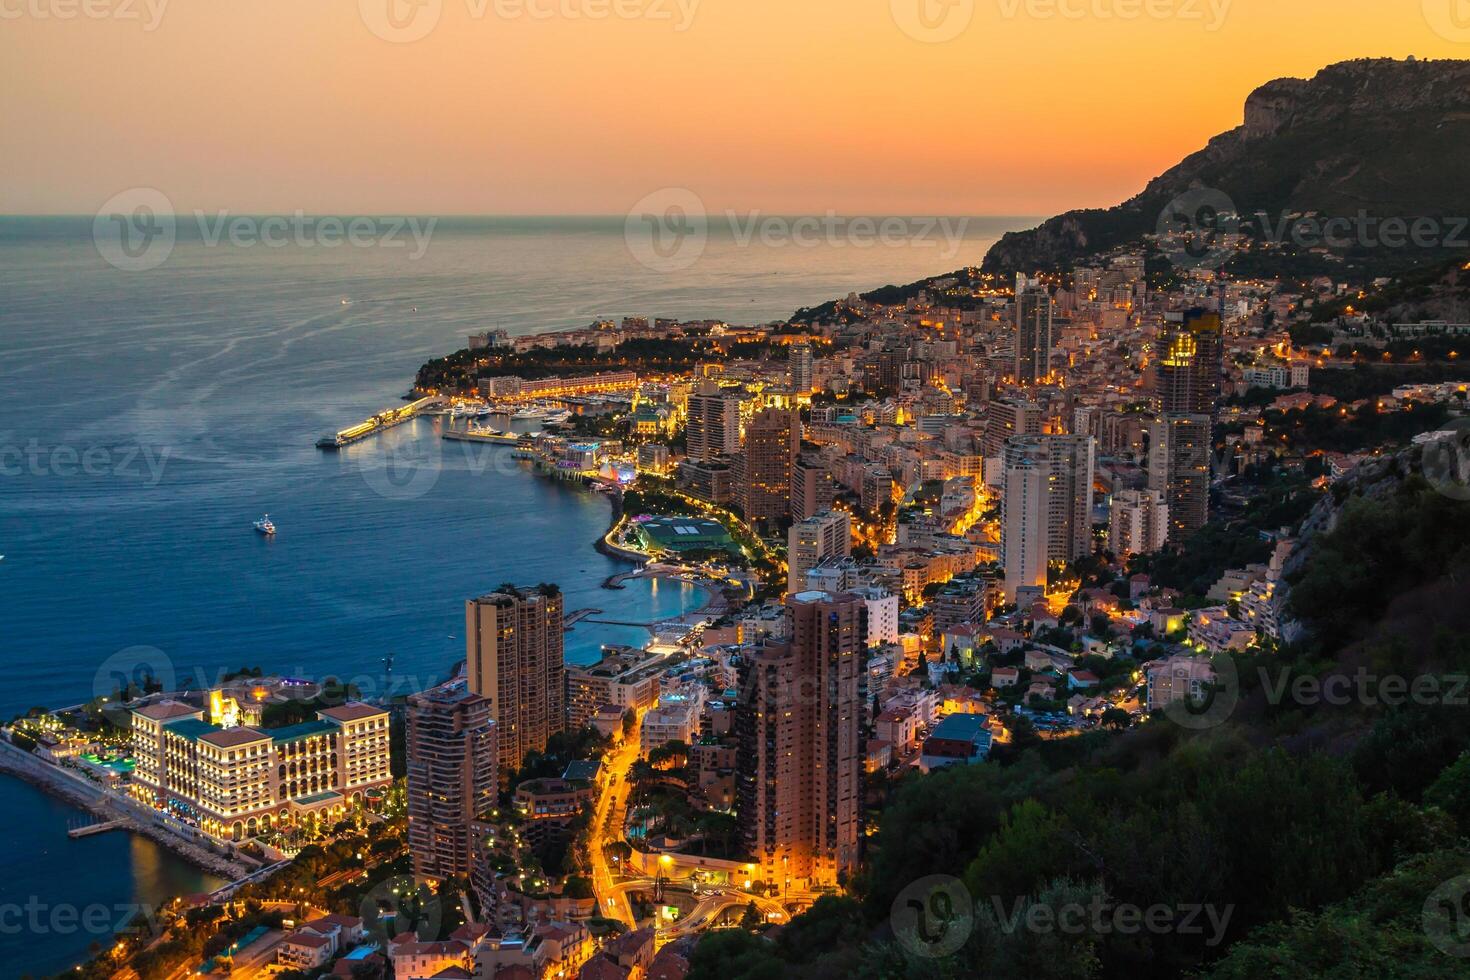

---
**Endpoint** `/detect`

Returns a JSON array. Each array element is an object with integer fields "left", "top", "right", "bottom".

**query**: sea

[{"left": 0, "top": 214, "right": 1031, "bottom": 976}]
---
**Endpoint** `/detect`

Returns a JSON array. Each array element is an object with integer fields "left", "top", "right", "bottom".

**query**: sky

[{"left": 3, "top": 0, "right": 1469, "bottom": 216}]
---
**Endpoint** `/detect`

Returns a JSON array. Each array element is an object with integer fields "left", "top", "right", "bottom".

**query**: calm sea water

[{"left": 0, "top": 215, "right": 1027, "bottom": 976}]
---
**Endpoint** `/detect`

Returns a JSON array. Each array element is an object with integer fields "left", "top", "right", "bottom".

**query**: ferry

[{"left": 253, "top": 515, "right": 276, "bottom": 536}]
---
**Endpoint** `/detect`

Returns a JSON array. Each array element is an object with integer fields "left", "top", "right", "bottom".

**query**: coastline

[{"left": 0, "top": 742, "right": 250, "bottom": 882}]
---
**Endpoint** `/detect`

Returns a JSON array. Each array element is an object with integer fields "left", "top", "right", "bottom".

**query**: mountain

[{"left": 981, "top": 57, "right": 1470, "bottom": 275}]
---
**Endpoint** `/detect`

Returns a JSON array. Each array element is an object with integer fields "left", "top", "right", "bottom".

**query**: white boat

[
  {"left": 513, "top": 406, "right": 549, "bottom": 421},
  {"left": 253, "top": 515, "right": 276, "bottom": 536}
]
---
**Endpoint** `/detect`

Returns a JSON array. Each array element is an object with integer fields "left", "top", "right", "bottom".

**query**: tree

[
  {"left": 740, "top": 901, "right": 762, "bottom": 931},
  {"left": 1100, "top": 708, "right": 1131, "bottom": 730}
]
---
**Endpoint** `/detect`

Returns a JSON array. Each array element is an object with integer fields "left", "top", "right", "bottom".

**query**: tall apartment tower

[
  {"left": 787, "top": 510, "right": 851, "bottom": 594},
  {"left": 1001, "top": 435, "right": 1096, "bottom": 601},
  {"left": 983, "top": 399, "right": 1044, "bottom": 458},
  {"left": 1155, "top": 308, "right": 1225, "bottom": 416},
  {"left": 1014, "top": 276, "right": 1056, "bottom": 386},
  {"left": 1148, "top": 415, "right": 1212, "bottom": 543},
  {"left": 466, "top": 586, "right": 565, "bottom": 774},
  {"left": 406, "top": 681, "right": 498, "bottom": 882},
  {"left": 735, "top": 592, "right": 864, "bottom": 892},
  {"left": 788, "top": 342, "right": 815, "bottom": 394},
  {"left": 737, "top": 409, "right": 799, "bottom": 524},
  {"left": 687, "top": 381, "right": 743, "bottom": 460},
  {"left": 790, "top": 453, "right": 835, "bottom": 522},
  {"left": 1109, "top": 489, "right": 1170, "bottom": 558}
]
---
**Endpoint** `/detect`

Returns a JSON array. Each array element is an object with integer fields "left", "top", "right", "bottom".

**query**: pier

[
  {"left": 564, "top": 608, "right": 603, "bottom": 627},
  {"left": 316, "top": 395, "right": 446, "bottom": 450},
  {"left": 68, "top": 818, "right": 125, "bottom": 838}
]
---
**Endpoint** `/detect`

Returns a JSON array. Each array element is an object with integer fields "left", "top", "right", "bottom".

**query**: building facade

[
  {"left": 406, "top": 681, "right": 498, "bottom": 882},
  {"left": 130, "top": 700, "right": 390, "bottom": 842},
  {"left": 786, "top": 510, "right": 852, "bottom": 594},
  {"left": 466, "top": 586, "right": 566, "bottom": 774},
  {"left": 1000, "top": 435, "right": 1096, "bottom": 601}
]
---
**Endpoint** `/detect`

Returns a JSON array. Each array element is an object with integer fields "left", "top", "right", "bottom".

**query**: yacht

[
  {"left": 512, "top": 406, "right": 549, "bottom": 421},
  {"left": 253, "top": 515, "right": 276, "bottom": 536}
]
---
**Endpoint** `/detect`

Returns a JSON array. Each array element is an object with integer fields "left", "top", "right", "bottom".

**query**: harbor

[{"left": 315, "top": 395, "right": 446, "bottom": 449}]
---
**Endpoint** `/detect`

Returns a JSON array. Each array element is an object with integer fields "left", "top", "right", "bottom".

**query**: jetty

[
  {"left": 68, "top": 818, "right": 125, "bottom": 838},
  {"left": 316, "top": 395, "right": 445, "bottom": 450}
]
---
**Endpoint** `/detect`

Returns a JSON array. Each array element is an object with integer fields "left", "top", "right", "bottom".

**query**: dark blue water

[{"left": 0, "top": 215, "right": 1025, "bottom": 977}]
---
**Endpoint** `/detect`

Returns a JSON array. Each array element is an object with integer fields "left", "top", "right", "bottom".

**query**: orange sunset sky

[{"left": 4, "top": 0, "right": 1468, "bottom": 216}]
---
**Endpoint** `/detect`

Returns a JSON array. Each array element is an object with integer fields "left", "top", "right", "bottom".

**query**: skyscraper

[
  {"left": 466, "top": 586, "right": 566, "bottom": 774},
  {"left": 983, "top": 398, "right": 1044, "bottom": 458},
  {"left": 406, "top": 681, "right": 498, "bottom": 882},
  {"left": 735, "top": 592, "right": 864, "bottom": 891},
  {"left": 1001, "top": 435, "right": 1095, "bottom": 601},
  {"left": 1109, "top": 489, "right": 1170, "bottom": 557},
  {"left": 787, "top": 510, "right": 851, "bottom": 594},
  {"left": 1014, "top": 276, "right": 1056, "bottom": 385},
  {"left": 1148, "top": 414, "right": 1212, "bottom": 543},
  {"left": 790, "top": 453, "right": 835, "bottom": 522},
  {"left": 687, "top": 381, "right": 743, "bottom": 460},
  {"left": 788, "top": 342, "right": 814, "bottom": 394},
  {"left": 737, "top": 408, "right": 799, "bottom": 524},
  {"left": 1155, "top": 308, "right": 1225, "bottom": 416}
]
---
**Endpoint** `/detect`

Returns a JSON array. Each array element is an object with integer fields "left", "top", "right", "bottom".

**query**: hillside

[{"left": 982, "top": 58, "right": 1470, "bottom": 275}]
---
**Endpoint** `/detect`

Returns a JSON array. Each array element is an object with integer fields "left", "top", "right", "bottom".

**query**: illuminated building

[
  {"left": 1001, "top": 435, "right": 1095, "bottom": 601},
  {"left": 406, "top": 680, "right": 498, "bottom": 881},
  {"left": 1109, "top": 489, "right": 1170, "bottom": 557},
  {"left": 790, "top": 453, "right": 835, "bottom": 521},
  {"left": 687, "top": 380, "right": 743, "bottom": 460},
  {"left": 1148, "top": 414, "right": 1212, "bottom": 542},
  {"left": 735, "top": 592, "right": 864, "bottom": 891},
  {"left": 129, "top": 700, "right": 390, "bottom": 841},
  {"left": 466, "top": 585, "right": 566, "bottom": 774},
  {"left": 1155, "top": 308, "right": 1224, "bottom": 415},
  {"left": 788, "top": 342, "right": 815, "bottom": 394},
  {"left": 736, "top": 408, "right": 799, "bottom": 524},
  {"left": 787, "top": 510, "right": 851, "bottom": 594},
  {"left": 1014, "top": 276, "right": 1056, "bottom": 385}
]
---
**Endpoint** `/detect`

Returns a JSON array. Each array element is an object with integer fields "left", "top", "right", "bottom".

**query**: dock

[
  {"left": 564, "top": 608, "right": 603, "bottom": 627},
  {"left": 67, "top": 818, "right": 125, "bottom": 838},
  {"left": 316, "top": 396, "right": 446, "bottom": 450}
]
